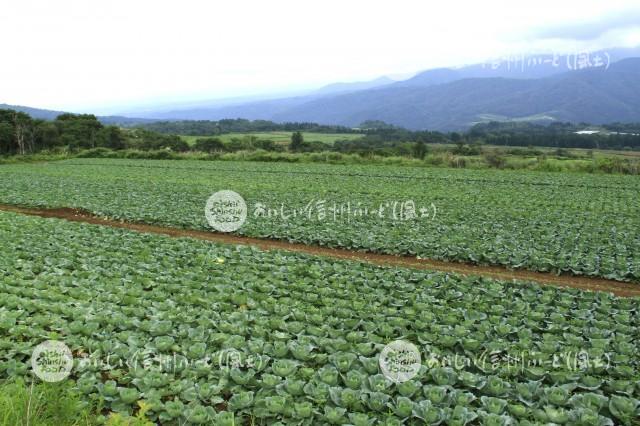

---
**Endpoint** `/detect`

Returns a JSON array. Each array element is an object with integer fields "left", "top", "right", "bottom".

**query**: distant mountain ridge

[
  {"left": 314, "top": 76, "right": 395, "bottom": 95},
  {"left": 131, "top": 47, "right": 640, "bottom": 130},
  {"left": 5, "top": 47, "right": 640, "bottom": 131},
  {"left": 267, "top": 58, "right": 640, "bottom": 130},
  {"left": 0, "top": 103, "right": 157, "bottom": 126},
  {"left": 0, "top": 104, "right": 66, "bottom": 120},
  {"left": 396, "top": 47, "right": 640, "bottom": 87}
]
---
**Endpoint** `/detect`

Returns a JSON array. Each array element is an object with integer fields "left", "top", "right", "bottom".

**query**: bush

[
  {"left": 554, "top": 148, "right": 574, "bottom": 158},
  {"left": 533, "top": 158, "right": 565, "bottom": 172},
  {"left": 425, "top": 153, "right": 445, "bottom": 166},
  {"left": 448, "top": 156, "right": 467, "bottom": 168},
  {"left": 412, "top": 141, "right": 428, "bottom": 159},
  {"left": 452, "top": 142, "right": 482, "bottom": 156},
  {"left": 253, "top": 138, "right": 282, "bottom": 152},
  {"left": 132, "top": 131, "right": 189, "bottom": 152},
  {"left": 76, "top": 147, "right": 113, "bottom": 158},
  {"left": 193, "top": 137, "right": 224, "bottom": 153},
  {"left": 594, "top": 157, "right": 640, "bottom": 174},
  {"left": 483, "top": 151, "right": 506, "bottom": 168},
  {"left": 226, "top": 137, "right": 252, "bottom": 152}
]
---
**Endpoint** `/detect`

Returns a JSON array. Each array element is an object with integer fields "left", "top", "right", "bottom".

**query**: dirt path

[{"left": 2, "top": 204, "right": 639, "bottom": 298}]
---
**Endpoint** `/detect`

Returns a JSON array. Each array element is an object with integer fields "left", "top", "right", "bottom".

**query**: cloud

[
  {"left": 1, "top": 0, "right": 639, "bottom": 111},
  {"left": 529, "top": 9, "right": 640, "bottom": 41}
]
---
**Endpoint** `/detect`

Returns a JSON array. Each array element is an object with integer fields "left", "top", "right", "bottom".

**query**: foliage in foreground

[
  {"left": 0, "top": 212, "right": 638, "bottom": 424},
  {"left": 0, "top": 378, "right": 94, "bottom": 426},
  {"left": 0, "top": 378, "right": 155, "bottom": 425}
]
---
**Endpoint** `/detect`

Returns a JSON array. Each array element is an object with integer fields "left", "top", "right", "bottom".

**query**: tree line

[
  {"left": 137, "top": 119, "right": 358, "bottom": 136},
  {"left": 3, "top": 108, "right": 640, "bottom": 157},
  {"left": 0, "top": 110, "right": 125, "bottom": 155},
  {"left": 468, "top": 121, "right": 640, "bottom": 150},
  {"left": 0, "top": 110, "right": 194, "bottom": 155}
]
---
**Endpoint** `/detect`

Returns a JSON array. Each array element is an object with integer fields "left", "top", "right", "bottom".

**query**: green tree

[
  {"left": 34, "top": 120, "right": 60, "bottom": 150},
  {"left": 412, "top": 140, "right": 428, "bottom": 159},
  {"left": 290, "top": 131, "right": 304, "bottom": 152},
  {"left": 0, "top": 122, "right": 13, "bottom": 155},
  {"left": 97, "top": 126, "right": 126, "bottom": 150},
  {"left": 0, "top": 110, "right": 33, "bottom": 155},
  {"left": 54, "top": 114, "right": 103, "bottom": 149}
]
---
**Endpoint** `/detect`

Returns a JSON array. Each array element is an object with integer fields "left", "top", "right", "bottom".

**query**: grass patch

[
  {"left": 5, "top": 146, "right": 640, "bottom": 175},
  {"left": 0, "top": 379, "right": 95, "bottom": 426},
  {"left": 0, "top": 379, "right": 156, "bottom": 426}
]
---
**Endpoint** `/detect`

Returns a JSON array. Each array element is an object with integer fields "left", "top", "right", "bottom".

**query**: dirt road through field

[{"left": 2, "top": 204, "right": 639, "bottom": 297}]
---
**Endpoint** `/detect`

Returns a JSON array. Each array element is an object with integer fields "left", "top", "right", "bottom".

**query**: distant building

[{"left": 574, "top": 130, "right": 601, "bottom": 135}]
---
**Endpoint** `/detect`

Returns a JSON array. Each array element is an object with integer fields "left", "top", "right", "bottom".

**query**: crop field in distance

[{"left": 180, "top": 132, "right": 362, "bottom": 146}]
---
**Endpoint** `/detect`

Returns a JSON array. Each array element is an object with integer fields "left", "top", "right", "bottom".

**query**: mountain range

[
  {"left": 3, "top": 47, "right": 640, "bottom": 131},
  {"left": 127, "top": 48, "right": 640, "bottom": 130},
  {"left": 265, "top": 57, "right": 640, "bottom": 130}
]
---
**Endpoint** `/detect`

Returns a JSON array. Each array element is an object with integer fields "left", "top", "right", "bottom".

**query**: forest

[{"left": 2, "top": 108, "right": 640, "bottom": 157}]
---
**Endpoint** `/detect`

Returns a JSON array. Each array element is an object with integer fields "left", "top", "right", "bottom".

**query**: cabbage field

[
  {"left": 0, "top": 159, "right": 639, "bottom": 282},
  {"left": 0, "top": 211, "right": 639, "bottom": 425}
]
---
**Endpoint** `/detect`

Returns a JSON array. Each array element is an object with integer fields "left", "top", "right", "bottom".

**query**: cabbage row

[
  {"left": 0, "top": 212, "right": 638, "bottom": 425},
  {"left": 0, "top": 159, "right": 639, "bottom": 282}
]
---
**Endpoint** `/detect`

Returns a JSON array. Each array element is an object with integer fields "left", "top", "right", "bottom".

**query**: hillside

[
  {"left": 139, "top": 56, "right": 640, "bottom": 130},
  {"left": 270, "top": 58, "right": 640, "bottom": 130}
]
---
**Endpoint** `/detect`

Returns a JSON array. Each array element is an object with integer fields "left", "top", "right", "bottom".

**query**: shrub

[
  {"left": 483, "top": 151, "right": 506, "bottom": 168},
  {"left": 448, "top": 156, "right": 467, "bottom": 168},
  {"left": 193, "top": 137, "right": 224, "bottom": 153},
  {"left": 76, "top": 147, "right": 113, "bottom": 158}
]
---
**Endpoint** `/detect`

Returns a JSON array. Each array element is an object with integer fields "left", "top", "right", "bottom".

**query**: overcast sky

[{"left": 2, "top": 0, "right": 640, "bottom": 114}]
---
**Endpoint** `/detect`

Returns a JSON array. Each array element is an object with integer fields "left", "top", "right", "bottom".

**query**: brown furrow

[{"left": 1, "top": 204, "right": 639, "bottom": 297}]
